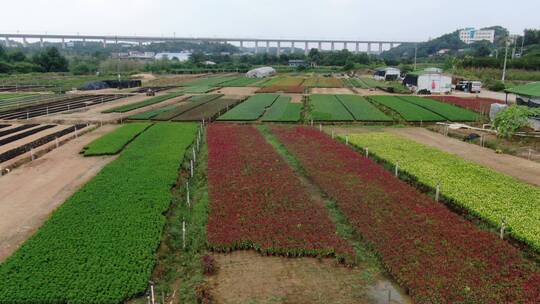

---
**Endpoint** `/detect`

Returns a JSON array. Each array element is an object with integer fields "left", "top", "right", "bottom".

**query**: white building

[
  {"left": 374, "top": 67, "right": 401, "bottom": 81},
  {"left": 403, "top": 69, "right": 452, "bottom": 94},
  {"left": 459, "top": 28, "right": 495, "bottom": 44}
]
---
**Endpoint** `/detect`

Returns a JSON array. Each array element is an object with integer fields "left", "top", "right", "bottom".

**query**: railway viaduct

[{"left": 0, "top": 33, "right": 417, "bottom": 55}]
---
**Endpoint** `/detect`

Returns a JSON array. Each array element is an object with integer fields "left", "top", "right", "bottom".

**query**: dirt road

[
  {"left": 388, "top": 128, "right": 540, "bottom": 187},
  {"left": 0, "top": 124, "right": 118, "bottom": 262}
]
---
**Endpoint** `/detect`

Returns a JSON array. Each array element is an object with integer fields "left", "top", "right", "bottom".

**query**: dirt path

[
  {"left": 209, "top": 251, "right": 410, "bottom": 304},
  {"left": 388, "top": 128, "right": 540, "bottom": 187},
  {"left": 0, "top": 124, "right": 118, "bottom": 262}
]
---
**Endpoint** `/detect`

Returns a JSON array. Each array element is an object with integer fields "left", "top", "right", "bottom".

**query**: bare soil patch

[
  {"left": 0, "top": 124, "right": 118, "bottom": 262},
  {"left": 282, "top": 94, "right": 303, "bottom": 104},
  {"left": 208, "top": 251, "right": 410, "bottom": 304},
  {"left": 310, "top": 88, "right": 355, "bottom": 95}
]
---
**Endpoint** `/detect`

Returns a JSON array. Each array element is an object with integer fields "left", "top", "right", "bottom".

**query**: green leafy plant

[{"left": 493, "top": 105, "right": 540, "bottom": 138}]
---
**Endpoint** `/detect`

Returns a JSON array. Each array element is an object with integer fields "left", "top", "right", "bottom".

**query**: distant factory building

[
  {"left": 288, "top": 60, "right": 308, "bottom": 67},
  {"left": 403, "top": 69, "right": 452, "bottom": 94},
  {"left": 459, "top": 28, "right": 495, "bottom": 44},
  {"left": 374, "top": 67, "right": 401, "bottom": 81}
]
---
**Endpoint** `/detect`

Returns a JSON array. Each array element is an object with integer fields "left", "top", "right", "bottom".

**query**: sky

[{"left": 1, "top": 0, "right": 538, "bottom": 42}]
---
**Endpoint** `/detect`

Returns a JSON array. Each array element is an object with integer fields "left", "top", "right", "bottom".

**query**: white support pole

[
  {"left": 365, "top": 147, "right": 369, "bottom": 157},
  {"left": 319, "top": 124, "right": 322, "bottom": 132},
  {"left": 30, "top": 148, "right": 35, "bottom": 161},
  {"left": 435, "top": 183, "right": 440, "bottom": 201},
  {"left": 192, "top": 147, "right": 196, "bottom": 163},
  {"left": 182, "top": 220, "right": 186, "bottom": 249},
  {"left": 55, "top": 137, "right": 59, "bottom": 148},
  {"left": 345, "top": 135, "right": 349, "bottom": 145},
  {"left": 500, "top": 219, "right": 506, "bottom": 240},
  {"left": 186, "top": 181, "right": 190, "bottom": 207},
  {"left": 150, "top": 282, "right": 155, "bottom": 304},
  {"left": 395, "top": 161, "right": 399, "bottom": 177},
  {"left": 331, "top": 130, "right": 335, "bottom": 139},
  {"left": 190, "top": 160, "right": 194, "bottom": 178}
]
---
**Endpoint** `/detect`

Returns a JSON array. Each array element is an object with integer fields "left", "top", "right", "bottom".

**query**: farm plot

[
  {"left": 131, "top": 86, "right": 178, "bottom": 94},
  {"left": 256, "top": 85, "right": 305, "bottom": 93},
  {"left": 0, "top": 123, "right": 198, "bottom": 303},
  {"left": 345, "top": 132, "right": 540, "bottom": 252},
  {"left": 270, "top": 125, "right": 540, "bottom": 303},
  {"left": 335, "top": 95, "right": 392, "bottom": 121},
  {"left": 0, "top": 124, "right": 88, "bottom": 164},
  {"left": 128, "top": 104, "right": 178, "bottom": 120},
  {"left": 429, "top": 96, "right": 504, "bottom": 114},
  {"left": 309, "top": 94, "right": 354, "bottom": 121},
  {"left": 218, "top": 94, "right": 279, "bottom": 121},
  {"left": 369, "top": 95, "right": 445, "bottom": 122},
  {"left": 82, "top": 122, "right": 152, "bottom": 156},
  {"left": 179, "top": 75, "right": 238, "bottom": 87},
  {"left": 262, "top": 76, "right": 305, "bottom": 87},
  {"left": 343, "top": 78, "right": 369, "bottom": 89},
  {"left": 152, "top": 96, "right": 217, "bottom": 121},
  {"left": 103, "top": 92, "right": 184, "bottom": 113},
  {"left": 220, "top": 77, "right": 264, "bottom": 87},
  {"left": 303, "top": 76, "right": 343, "bottom": 88},
  {"left": 207, "top": 124, "right": 352, "bottom": 259},
  {"left": 261, "top": 96, "right": 302, "bottom": 122},
  {"left": 177, "top": 86, "right": 214, "bottom": 93},
  {"left": 172, "top": 98, "right": 242, "bottom": 122},
  {"left": 0, "top": 94, "right": 129, "bottom": 120},
  {"left": 397, "top": 96, "right": 477, "bottom": 121},
  {"left": 188, "top": 94, "right": 224, "bottom": 103},
  {"left": 0, "top": 124, "right": 56, "bottom": 146}
]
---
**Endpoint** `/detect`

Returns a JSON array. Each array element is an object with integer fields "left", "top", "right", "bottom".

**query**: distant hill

[{"left": 381, "top": 26, "right": 509, "bottom": 62}]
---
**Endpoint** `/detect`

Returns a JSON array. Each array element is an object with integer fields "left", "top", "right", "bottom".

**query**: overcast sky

[{"left": 1, "top": 0, "right": 538, "bottom": 42}]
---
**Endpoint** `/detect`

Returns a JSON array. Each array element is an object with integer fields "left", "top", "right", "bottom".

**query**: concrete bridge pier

[
  {"left": 304, "top": 41, "right": 309, "bottom": 55},
  {"left": 277, "top": 41, "right": 281, "bottom": 56},
  {"left": 255, "top": 41, "right": 259, "bottom": 53}
]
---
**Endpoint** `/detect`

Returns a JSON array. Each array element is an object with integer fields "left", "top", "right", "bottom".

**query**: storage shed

[
  {"left": 403, "top": 70, "right": 452, "bottom": 94},
  {"left": 374, "top": 67, "right": 401, "bottom": 81},
  {"left": 246, "top": 66, "right": 276, "bottom": 78}
]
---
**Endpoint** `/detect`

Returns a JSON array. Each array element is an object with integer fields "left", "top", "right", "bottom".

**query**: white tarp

[
  {"left": 246, "top": 67, "right": 276, "bottom": 78},
  {"left": 490, "top": 103, "right": 508, "bottom": 121}
]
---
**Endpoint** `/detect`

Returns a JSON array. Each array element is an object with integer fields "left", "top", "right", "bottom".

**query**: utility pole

[
  {"left": 414, "top": 43, "right": 418, "bottom": 71},
  {"left": 520, "top": 30, "right": 525, "bottom": 56},
  {"left": 501, "top": 37, "right": 509, "bottom": 83}
]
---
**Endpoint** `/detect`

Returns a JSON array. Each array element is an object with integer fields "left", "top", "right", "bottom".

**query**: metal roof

[{"left": 505, "top": 82, "right": 540, "bottom": 98}]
